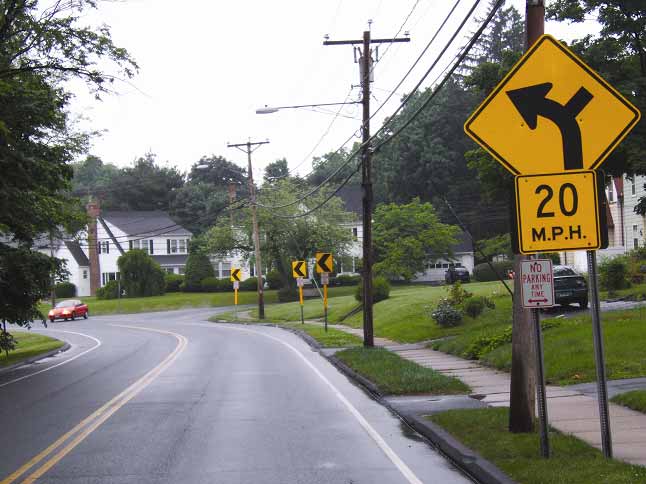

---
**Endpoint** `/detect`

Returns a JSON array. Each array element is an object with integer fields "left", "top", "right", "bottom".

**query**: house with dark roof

[
  {"left": 32, "top": 237, "right": 92, "bottom": 296},
  {"left": 93, "top": 210, "right": 192, "bottom": 291}
]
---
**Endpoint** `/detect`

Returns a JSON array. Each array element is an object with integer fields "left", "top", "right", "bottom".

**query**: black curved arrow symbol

[
  {"left": 506, "top": 82, "right": 593, "bottom": 170},
  {"left": 294, "top": 261, "right": 306, "bottom": 277},
  {"left": 317, "top": 253, "right": 332, "bottom": 273},
  {"left": 231, "top": 269, "right": 241, "bottom": 281}
]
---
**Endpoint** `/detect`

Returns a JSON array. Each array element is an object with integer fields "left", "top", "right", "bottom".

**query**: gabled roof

[
  {"left": 335, "top": 186, "right": 363, "bottom": 216},
  {"left": 101, "top": 211, "right": 192, "bottom": 238},
  {"left": 452, "top": 231, "right": 473, "bottom": 254},
  {"left": 64, "top": 241, "right": 90, "bottom": 266}
]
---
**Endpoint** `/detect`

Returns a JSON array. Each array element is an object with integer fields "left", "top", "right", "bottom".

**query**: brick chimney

[{"left": 86, "top": 198, "right": 101, "bottom": 296}]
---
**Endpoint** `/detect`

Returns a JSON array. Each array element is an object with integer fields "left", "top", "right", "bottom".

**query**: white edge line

[
  {"left": 0, "top": 330, "right": 102, "bottom": 389},
  {"left": 193, "top": 323, "right": 423, "bottom": 484}
]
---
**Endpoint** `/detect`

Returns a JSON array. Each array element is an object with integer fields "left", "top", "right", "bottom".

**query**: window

[
  {"left": 221, "top": 262, "right": 231, "bottom": 279},
  {"left": 442, "top": 263, "right": 449, "bottom": 268},
  {"left": 168, "top": 239, "right": 178, "bottom": 254},
  {"left": 178, "top": 267, "right": 185, "bottom": 275},
  {"left": 101, "top": 272, "right": 119, "bottom": 285},
  {"left": 165, "top": 267, "right": 175, "bottom": 274},
  {"left": 634, "top": 224, "right": 639, "bottom": 234},
  {"left": 632, "top": 178, "right": 637, "bottom": 196},
  {"left": 98, "top": 241, "right": 109, "bottom": 254},
  {"left": 179, "top": 239, "right": 187, "bottom": 253},
  {"left": 607, "top": 180, "right": 614, "bottom": 202},
  {"left": 352, "top": 227, "right": 358, "bottom": 240},
  {"left": 82, "top": 270, "right": 88, "bottom": 280},
  {"left": 130, "top": 240, "right": 142, "bottom": 251},
  {"left": 455, "top": 263, "right": 463, "bottom": 268}
]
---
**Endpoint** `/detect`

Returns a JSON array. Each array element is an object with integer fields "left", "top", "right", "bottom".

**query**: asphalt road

[{"left": 0, "top": 308, "right": 471, "bottom": 484}]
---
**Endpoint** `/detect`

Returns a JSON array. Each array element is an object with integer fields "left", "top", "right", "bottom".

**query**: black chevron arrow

[
  {"left": 317, "top": 253, "right": 332, "bottom": 273},
  {"left": 231, "top": 269, "right": 241, "bottom": 282},
  {"left": 506, "top": 82, "right": 593, "bottom": 170},
  {"left": 294, "top": 261, "right": 306, "bottom": 277}
]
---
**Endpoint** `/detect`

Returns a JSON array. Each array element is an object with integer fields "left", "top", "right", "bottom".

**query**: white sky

[{"left": 71, "top": 0, "right": 600, "bottom": 179}]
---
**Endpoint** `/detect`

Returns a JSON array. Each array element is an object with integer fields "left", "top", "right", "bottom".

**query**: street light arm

[{"left": 255, "top": 101, "right": 361, "bottom": 114}]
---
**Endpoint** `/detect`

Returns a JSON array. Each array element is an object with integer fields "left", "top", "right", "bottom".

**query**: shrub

[
  {"left": 337, "top": 274, "right": 361, "bottom": 286},
  {"left": 431, "top": 299, "right": 462, "bottom": 327},
  {"left": 240, "top": 277, "right": 258, "bottom": 291},
  {"left": 278, "top": 286, "right": 299, "bottom": 302},
  {"left": 464, "top": 297, "right": 485, "bottom": 318},
  {"left": 599, "top": 257, "right": 631, "bottom": 295},
  {"left": 164, "top": 274, "right": 184, "bottom": 292},
  {"left": 473, "top": 260, "right": 514, "bottom": 282},
  {"left": 117, "top": 249, "right": 165, "bottom": 297},
  {"left": 96, "top": 280, "right": 120, "bottom": 300},
  {"left": 183, "top": 252, "right": 215, "bottom": 292},
  {"left": 200, "top": 277, "right": 221, "bottom": 292},
  {"left": 266, "top": 270, "right": 283, "bottom": 290},
  {"left": 355, "top": 276, "right": 391, "bottom": 303},
  {"left": 446, "top": 281, "right": 472, "bottom": 306},
  {"left": 54, "top": 282, "right": 76, "bottom": 298}
]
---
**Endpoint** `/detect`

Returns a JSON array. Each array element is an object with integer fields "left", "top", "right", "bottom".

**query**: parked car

[
  {"left": 553, "top": 265, "right": 588, "bottom": 308},
  {"left": 48, "top": 299, "right": 89, "bottom": 322},
  {"left": 445, "top": 267, "right": 470, "bottom": 284}
]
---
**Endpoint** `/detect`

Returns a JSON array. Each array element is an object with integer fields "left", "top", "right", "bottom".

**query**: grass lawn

[
  {"left": 280, "top": 323, "right": 363, "bottom": 348},
  {"left": 430, "top": 408, "right": 646, "bottom": 484},
  {"left": 434, "top": 306, "right": 646, "bottom": 386},
  {"left": 244, "top": 286, "right": 359, "bottom": 322},
  {"left": 611, "top": 390, "right": 646, "bottom": 414},
  {"left": 0, "top": 331, "right": 65, "bottom": 367},
  {"left": 600, "top": 282, "right": 646, "bottom": 301},
  {"left": 335, "top": 347, "right": 469, "bottom": 395},
  {"left": 341, "top": 281, "right": 512, "bottom": 343},
  {"left": 38, "top": 290, "right": 279, "bottom": 317}
]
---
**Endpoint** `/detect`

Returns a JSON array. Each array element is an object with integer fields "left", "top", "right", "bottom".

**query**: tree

[
  {"left": 117, "top": 250, "right": 165, "bottom": 298},
  {"left": 0, "top": 0, "right": 136, "bottom": 331},
  {"left": 307, "top": 147, "right": 360, "bottom": 186},
  {"left": 263, "top": 158, "right": 289, "bottom": 185},
  {"left": 205, "top": 178, "right": 354, "bottom": 288},
  {"left": 373, "top": 199, "right": 459, "bottom": 282},
  {"left": 183, "top": 251, "right": 215, "bottom": 292}
]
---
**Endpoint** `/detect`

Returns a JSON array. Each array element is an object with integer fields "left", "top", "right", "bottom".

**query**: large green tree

[
  {"left": 117, "top": 250, "right": 165, "bottom": 298},
  {"left": 0, "top": 0, "right": 136, "bottom": 329},
  {"left": 205, "top": 178, "right": 354, "bottom": 288},
  {"left": 373, "top": 199, "right": 459, "bottom": 281}
]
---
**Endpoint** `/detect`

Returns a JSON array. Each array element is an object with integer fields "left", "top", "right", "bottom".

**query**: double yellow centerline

[{"left": 1, "top": 325, "right": 188, "bottom": 484}]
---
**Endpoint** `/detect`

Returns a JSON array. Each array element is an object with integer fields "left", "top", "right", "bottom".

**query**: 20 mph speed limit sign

[{"left": 515, "top": 170, "right": 600, "bottom": 254}]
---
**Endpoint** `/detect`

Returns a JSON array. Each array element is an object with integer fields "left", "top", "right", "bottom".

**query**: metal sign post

[
  {"left": 587, "top": 250, "right": 613, "bottom": 458},
  {"left": 297, "top": 277, "right": 305, "bottom": 324},
  {"left": 233, "top": 280, "right": 239, "bottom": 321},
  {"left": 321, "top": 273, "right": 329, "bottom": 332},
  {"left": 521, "top": 258, "right": 554, "bottom": 458}
]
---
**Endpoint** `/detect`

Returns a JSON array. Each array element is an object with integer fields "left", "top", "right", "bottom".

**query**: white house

[
  {"left": 560, "top": 174, "right": 645, "bottom": 272},
  {"left": 95, "top": 211, "right": 192, "bottom": 287},
  {"left": 33, "top": 237, "right": 91, "bottom": 297}
]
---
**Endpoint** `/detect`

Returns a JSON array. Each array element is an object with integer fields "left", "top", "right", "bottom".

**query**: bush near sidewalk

[
  {"left": 430, "top": 408, "right": 646, "bottom": 484},
  {"left": 335, "top": 347, "right": 469, "bottom": 395}
]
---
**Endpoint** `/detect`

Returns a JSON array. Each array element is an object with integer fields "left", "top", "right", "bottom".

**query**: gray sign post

[{"left": 587, "top": 250, "right": 612, "bottom": 458}]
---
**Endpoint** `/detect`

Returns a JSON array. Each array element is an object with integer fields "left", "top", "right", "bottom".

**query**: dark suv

[
  {"left": 445, "top": 267, "right": 470, "bottom": 284},
  {"left": 553, "top": 265, "right": 588, "bottom": 308}
]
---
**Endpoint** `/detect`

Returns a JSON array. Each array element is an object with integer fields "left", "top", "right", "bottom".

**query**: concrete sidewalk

[{"left": 335, "top": 325, "right": 646, "bottom": 467}]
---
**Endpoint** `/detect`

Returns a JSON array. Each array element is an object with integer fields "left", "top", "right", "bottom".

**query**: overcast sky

[{"left": 72, "top": 0, "right": 599, "bottom": 179}]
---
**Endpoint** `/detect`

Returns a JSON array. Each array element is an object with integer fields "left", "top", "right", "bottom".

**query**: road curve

[{"left": 1, "top": 308, "right": 471, "bottom": 484}]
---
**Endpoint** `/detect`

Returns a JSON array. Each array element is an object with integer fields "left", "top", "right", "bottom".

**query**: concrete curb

[{"left": 0, "top": 342, "right": 71, "bottom": 375}]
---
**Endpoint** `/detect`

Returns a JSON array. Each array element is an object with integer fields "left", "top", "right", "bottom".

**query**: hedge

[
  {"left": 54, "top": 282, "right": 76, "bottom": 298},
  {"left": 473, "top": 261, "right": 514, "bottom": 282}
]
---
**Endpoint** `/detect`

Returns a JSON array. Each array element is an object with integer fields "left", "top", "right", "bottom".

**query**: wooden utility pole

[
  {"left": 228, "top": 139, "right": 269, "bottom": 319},
  {"left": 324, "top": 29, "right": 409, "bottom": 348},
  {"left": 509, "top": 0, "right": 545, "bottom": 434}
]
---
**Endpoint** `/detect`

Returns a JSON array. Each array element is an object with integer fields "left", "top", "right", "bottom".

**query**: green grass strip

[
  {"left": 430, "top": 408, "right": 646, "bottom": 484},
  {"left": 0, "top": 331, "right": 65, "bottom": 367},
  {"left": 611, "top": 390, "right": 646, "bottom": 414},
  {"left": 335, "top": 347, "right": 469, "bottom": 395}
]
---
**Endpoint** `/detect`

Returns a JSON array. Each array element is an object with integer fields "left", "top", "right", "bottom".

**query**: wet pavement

[{"left": 1, "top": 308, "right": 472, "bottom": 484}]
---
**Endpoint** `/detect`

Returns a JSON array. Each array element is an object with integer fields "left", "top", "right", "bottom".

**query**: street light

[{"left": 256, "top": 101, "right": 361, "bottom": 115}]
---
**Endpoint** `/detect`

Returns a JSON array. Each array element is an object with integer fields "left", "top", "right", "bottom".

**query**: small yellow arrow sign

[
  {"left": 316, "top": 252, "right": 333, "bottom": 273},
  {"left": 230, "top": 268, "right": 241, "bottom": 282},
  {"left": 292, "top": 260, "right": 307, "bottom": 278}
]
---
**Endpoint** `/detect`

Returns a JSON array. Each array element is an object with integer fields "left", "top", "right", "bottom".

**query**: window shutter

[
  {"left": 167, "top": 239, "right": 171, "bottom": 254},
  {"left": 129, "top": 240, "right": 133, "bottom": 250},
  {"left": 150, "top": 240, "right": 154, "bottom": 254},
  {"left": 106, "top": 242, "right": 109, "bottom": 254}
]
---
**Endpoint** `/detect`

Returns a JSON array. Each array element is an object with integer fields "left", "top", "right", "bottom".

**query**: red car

[{"left": 48, "top": 299, "right": 89, "bottom": 322}]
